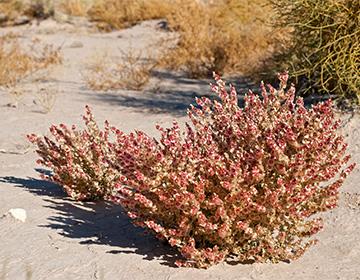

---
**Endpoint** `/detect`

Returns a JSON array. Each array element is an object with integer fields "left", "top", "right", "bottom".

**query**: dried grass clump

[
  {"left": 59, "top": 0, "right": 90, "bottom": 17},
  {"left": 0, "top": 0, "right": 25, "bottom": 25},
  {"left": 0, "top": 35, "right": 62, "bottom": 88},
  {"left": 83, "top": 49, "right": 155, "bottom": 91},
  {"left": 270, "top": 0, "right": 360, "bottom": 103},
  {"left": 0, "top": 0, "right": 54, "bottom": 25},
  {"left": 86, "top": 0, "right": 279, "bottom": 78},
  {"left": 87, "top": 0, "right": 172, "bottom": 31},
  {"left": 25, "top": 0, "right": 54, "bottom": 20},
  {"left": 161, "top": 0, "right": 278, "bottom": 78},
  {"left": 0, "top": 35, "right": 33, "bottom": 88},
  {"left": 35, "top": 85, "right": 57, "bottom": 113}
]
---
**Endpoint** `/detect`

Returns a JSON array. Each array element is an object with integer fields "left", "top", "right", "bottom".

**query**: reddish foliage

[
  {"left": 29, "top": 73, "right": 355, "bottom": 268},
  {"left": 111, "top": 72, "right": 355, "bottom": 268},
  {"left": 27, "top": 106, "right": 117, "bottom": 201}
]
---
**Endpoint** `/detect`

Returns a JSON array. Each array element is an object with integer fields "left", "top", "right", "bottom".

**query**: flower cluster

[
  {"left": 27, "top": 106, "right": 117, "bottom": 201},
  {"left": 28, "top": 73, "right": 355, "bottom": 268},
  {"left": 110, "top": 72, "right": 355, "bottom": 268}
]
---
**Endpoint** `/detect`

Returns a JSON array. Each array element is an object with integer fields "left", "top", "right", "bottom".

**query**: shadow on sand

[
  {"left": 0, "top": 169, "right": 181, "bottom": 267},
  {"left": 83, "top": 70, "right": 333, "bottom": 117},
  {"left": 83, "top": 71, "right": 254, "bottom": 116}
]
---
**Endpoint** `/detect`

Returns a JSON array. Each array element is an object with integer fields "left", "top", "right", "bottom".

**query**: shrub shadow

[
  {"left": 84, "top": 88, "right": 205, "bottom": 116},
  {"left": 0, "top": 170, "right": 181, "bottom": 267},
  {"left": 83, "top": 71, "right": 253, "bottom": 116}
]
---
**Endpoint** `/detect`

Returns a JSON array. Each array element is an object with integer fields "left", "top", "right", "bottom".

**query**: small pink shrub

[
  {"left": 111, "top": 72, "right": 355, "bottom": 268},
  {"left": 27, "top": 106, "right": 117, "bottom": 201}
]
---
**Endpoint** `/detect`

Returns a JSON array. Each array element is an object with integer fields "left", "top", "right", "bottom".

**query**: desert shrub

[
  {"left": 87, "top": 0, "right": 172, "bottom": 31},
  {"left": 269, "top": 0, "right": 360, "bottom": 103},
  {"left": 86, "top": 0, "right": 278, "bottom": 78},
  {"left": 83, "top": 49, "right": 155, "bottom": 91},
  {"left": 0, "top": 0, "right": 53, "bottom": 25},
  {"left": 111, "top": 72, "right": 355, "bottom": 268},
  {"left": 27, "top": 106, "right": 117, "bottom": 201},
  {"left": 160, "top": 0, "right": 279, "bottom": 78},
  {"left": 0, "top": 35, "right": 34, "bottom": 88},
  {"left": 34, "top": 85, "right": 58, "bottom": 113},
  {"left": 25, "top": 0, "right": 54, "bottom": 20},
  {"left": 0, "top": 0, "right": 25, "bottom": 25},
  {"left": 0, "top": 35, "right": 62, "bottom": 88},
  {"left": 59, "top": 0, "right": 90, "bottom": 17}
]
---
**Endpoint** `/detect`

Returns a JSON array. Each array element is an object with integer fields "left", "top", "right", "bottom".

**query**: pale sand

[{"left": 0, "top": 19, "right": 359, "bottom": 280}]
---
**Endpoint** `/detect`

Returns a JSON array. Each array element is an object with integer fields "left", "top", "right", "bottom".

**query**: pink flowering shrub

[
  {"left": 27, "top": 72, "right": 355, "bottom": 268},
  {"left": 27, "top": 106, "right": 117, "bottom": 201},
  {"left": 111, "top": 72, "right": 355, "bottom": 268}
]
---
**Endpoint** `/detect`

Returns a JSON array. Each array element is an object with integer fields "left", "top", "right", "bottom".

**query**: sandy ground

[{"left": 0, "top": 19, "right": 359, "bottom": 280}]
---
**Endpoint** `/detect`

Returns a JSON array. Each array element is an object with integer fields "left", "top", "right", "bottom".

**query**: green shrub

[{"left": 270, "top": 0, "right": 360, "bottom": 103}]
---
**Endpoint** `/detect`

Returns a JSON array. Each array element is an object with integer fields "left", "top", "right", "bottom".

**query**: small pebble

[{"left": 68, "top": 41, "right": 84, "bottom": 48}]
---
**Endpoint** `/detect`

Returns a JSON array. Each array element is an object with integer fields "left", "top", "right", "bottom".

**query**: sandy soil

[{"left": 0, "top": 19, "right": 359, "bottom": 280}]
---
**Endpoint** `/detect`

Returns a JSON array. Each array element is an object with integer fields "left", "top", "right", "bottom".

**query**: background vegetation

[
  {"left": 270, "top": 0, "right": 359, "bottom": 104},
  {"left": 0, "top": 0, "right": 358, "bottom": 103}
]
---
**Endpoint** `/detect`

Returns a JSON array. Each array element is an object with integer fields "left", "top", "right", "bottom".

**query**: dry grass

[
  {"left": 86, "top": 0, "right": 279, "bottom": 78},
  {"left": 0, "top": 33, "right": 62, "bottom": 107},
  {"left": 0, "top": 0, "right": 25, "bottom": 25},
  {"left": 160, "top": 0, "right": 280, "bottom": 78},
  {"left": 0, "top": 35, "right": 36, "bottom": 88},
  {"left": 34, "top": 85, "right": 57, "bottom": 113},
  {"left": 25, "top": 0, "right": 54, "bottom": 20},
  {"left": 59, "top": 0, "right": 90, "bottom": 17},
  {"left": 83, "top": 49, "right": 155, "bottom": 91},
  {"left": 0, "top": 0, "right": 54, "bottom": 25},
  {"left": 0, "top": 35, "right": 62, "bottom": 89},
  {"left": 1, "top": 0, "right": 281, "bottom": 79},
  {"left": 87, "top": 0, "right": 172, "bottom": 31}
]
